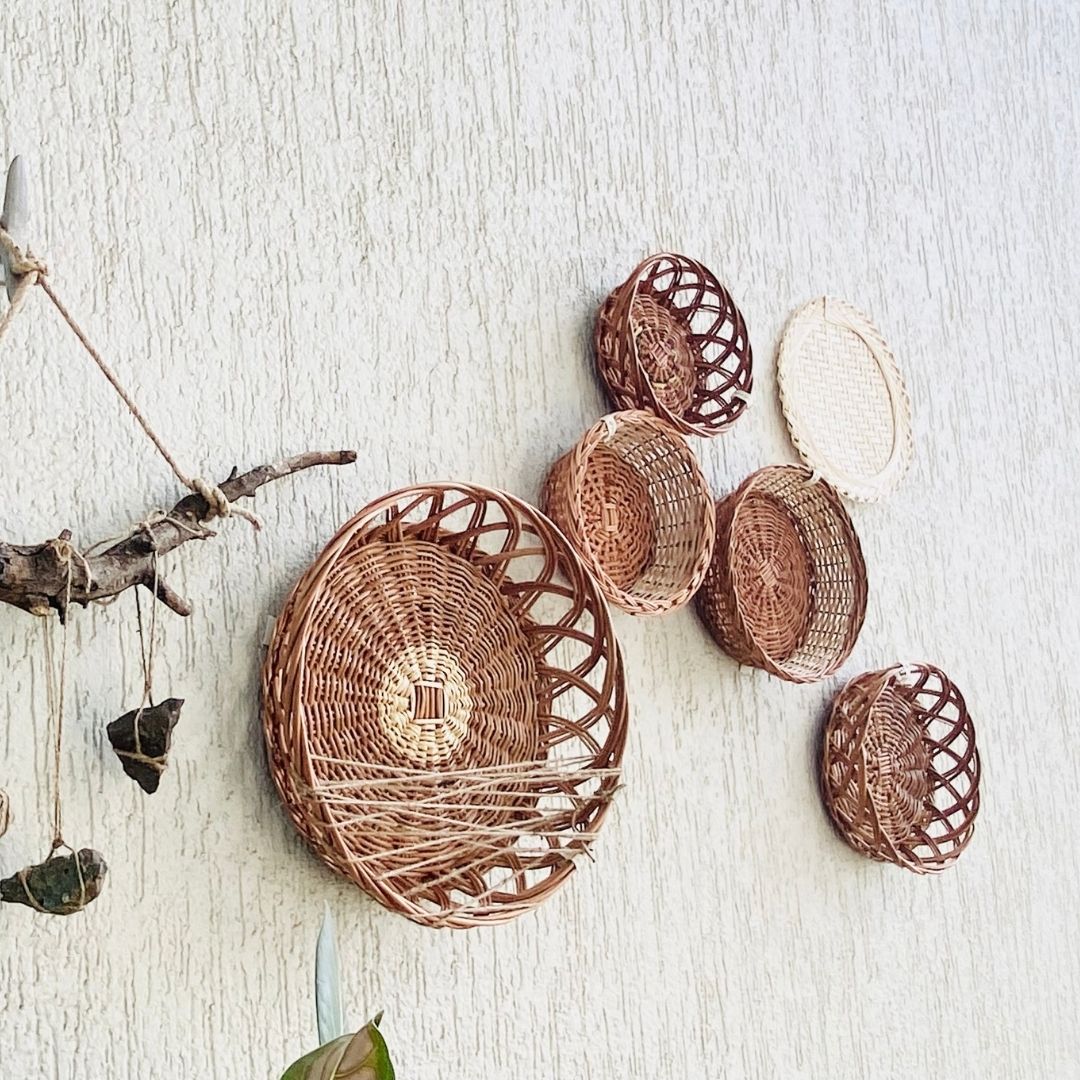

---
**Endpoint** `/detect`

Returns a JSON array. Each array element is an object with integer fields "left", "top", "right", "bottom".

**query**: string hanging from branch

[
  {"left": 107, "top": 557, "right": 184, "bottom": 794},
  {"left": 0, "top": 555, "right": 107, "bottom": 915}
]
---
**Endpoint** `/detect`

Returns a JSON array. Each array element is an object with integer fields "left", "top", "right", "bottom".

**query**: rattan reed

[
  {"left": 777, "top": 297, "right": 913, "bottom": 501},
  {"left": 595, "top": 252, "right": 753, "bottom": 437},
  {"left": 822, "top": 664, "right": 981, "bottom": 873},
  {"left": 542, "top": 411, "right": 715, "bottom": 616},
  {"left": 696, "top": 465, "right": 867, "bottom": 683},
  {"left": 262, "top": 483, "right": 628, "bottom": 929}
]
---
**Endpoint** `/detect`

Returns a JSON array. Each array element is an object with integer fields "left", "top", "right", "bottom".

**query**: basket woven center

[
  {"left": 579, "top": 445, "right": 657, "bottom": 590},
  {"left": 630, "top": 293, "right": 696, "bottom": 415},
  {"left": 864, "top": 686, "right": 931, "bottom": 844},
  {"left": 379, "top": 645, "right": 473, "bottom": 766},
  {"left": 299, "top": 540, "right": 541, "bottom": 775},
  {"left": 731, "top": 492, "right": 813, "bottom": 661}
]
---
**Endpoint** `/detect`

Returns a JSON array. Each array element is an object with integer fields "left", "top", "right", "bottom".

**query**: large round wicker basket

[
  {"left": 262, "top": 483, "right": 628, "bottom": 929},
  {"left": 696, "top": 465, "right": 867, "bottom": 683},
  {"left": 542, "top": 411, "right": 715, "bottom": 616},
  {"left": 594, "top": 252, "right": 753, "bottom": 438},
  {"left": 822, "top": 664, "right": 981, "bottom": 873}
]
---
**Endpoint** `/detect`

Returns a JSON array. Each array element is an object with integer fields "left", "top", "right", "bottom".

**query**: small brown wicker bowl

[
  {"left": 594, "top": 252, "right": 753, "bottom": 437},
  {"left": 822, "top": 664, "right": 981, "bottom": 873},
  {"left": 542, "top": 411, "right": 715, "bottom": 616},
  {"left": 696, "top": 465, "right": 867, "bottom": 683},
  {"left": 262, "top": 483, "right": 628, "bottom": 929}
]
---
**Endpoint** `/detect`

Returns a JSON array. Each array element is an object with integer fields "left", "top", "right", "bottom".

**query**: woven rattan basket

[
  {"left": 542, "top": 411, "right": 715, "bottom": 616},
  {"left": 777, "top": 297, "right": 913, "bottom": 501},
  {"left": 696, "top": 465, "right": 867, "bottom": 683},
  {"left": 262, "top": 483, "right": 628, "bottom": 929},
  {"left": 822, "top": 664, "right": 981, "bottom": 873},
  {"left": 594, "top": 252, "right": 753, "bottom": 437}
]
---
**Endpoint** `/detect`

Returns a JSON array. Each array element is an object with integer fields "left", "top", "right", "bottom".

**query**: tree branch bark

[{"left": 0, "top": 450, "right": 356, "bottom": 618}]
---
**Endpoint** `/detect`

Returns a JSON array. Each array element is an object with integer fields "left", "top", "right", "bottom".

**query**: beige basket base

[{"left": 777, "top": 297, "right": 912, "bottom": 501}]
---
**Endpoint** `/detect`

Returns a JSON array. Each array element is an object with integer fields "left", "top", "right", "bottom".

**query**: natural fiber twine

[
  {"left": 542, "top": 411, "right": 715, "bottom": 616},
  {"left": 262, "top": 483, "right": 628, "bottom": 929},
  {"left": 822, "top": 664, "right": 981, "bottom": 873},
  {"left": 696, "top": 465, "right": 867, "bottom": 683},
  {"left": 594, "top": 253, "right": 752, "bottom": 438},
  {"left": 777, "top": 297, "right": 913, "bottom": 501}
]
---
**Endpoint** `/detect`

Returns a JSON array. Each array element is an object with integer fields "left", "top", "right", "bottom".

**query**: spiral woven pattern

[
  {"left": 777, "top": 297, "right": 913, "bottom": 501},
  {"left": 696, "top": 465, "right": 866, "bottom": 682},
  {"left": 822, "top": 664, "right": 981, "bottom": 872},
  {"left": 542, "top": 411, "right": 715, "bottom": 615},
  {"left": 594, "top": 253, "right": 753, "bottom": 437},
  {"left": 263, "top": 483, "right": 628, "bottom": 929}
]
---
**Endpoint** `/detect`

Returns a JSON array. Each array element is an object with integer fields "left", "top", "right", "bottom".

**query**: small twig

[{"left": 0, "top": 450, "right": 356, "bottom": 618}]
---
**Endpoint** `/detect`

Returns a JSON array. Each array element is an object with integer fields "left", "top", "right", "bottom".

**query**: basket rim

[
  {"left": 777, "top": 296, "right": 913, "bottom": 502},
  {"left": 725, "top": 463, "right": 867, "bottom": 680},
  {"left": 552, "top": 410, "right": 716, "bottom": 615}
]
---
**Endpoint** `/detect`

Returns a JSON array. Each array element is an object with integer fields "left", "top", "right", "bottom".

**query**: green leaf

[
  {"left": 280, "top": 1042, "right": 329, "bottom": 1080},
  {"left": 280, "top": 1023, "right": 395, "bottom": 1080},
  {"left": 315, "top": 905, "right": 347, "bottom": 1045}
]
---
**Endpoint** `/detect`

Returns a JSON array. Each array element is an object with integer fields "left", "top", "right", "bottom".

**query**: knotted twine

[{"left": 0, "top": 225, "right": 260, "bottom": 528}]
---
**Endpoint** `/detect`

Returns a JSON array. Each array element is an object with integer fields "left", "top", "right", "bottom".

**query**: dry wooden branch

[{"left": 0, "top": 450, "right": 356, "bottom": 618}]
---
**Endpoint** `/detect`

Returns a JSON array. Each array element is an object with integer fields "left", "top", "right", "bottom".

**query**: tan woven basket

[
  {"left": 262, "top": 483, "right": 628, "bottom": 929},
  {"left": 542, "top": 411, "right": 715, "bottom": 616},
  {"left": 594, "top": 252, "right": 753, "bottom": 437},
  {"left": 822, "top": 664, "right": 981, "bottom": 873},
  {"left": 696, "top": 465, "right": 867, "bottom": 683}
]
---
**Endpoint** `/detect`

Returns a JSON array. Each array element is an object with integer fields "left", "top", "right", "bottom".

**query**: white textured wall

[{"left": 1, "top": 3, "right": 1077, "bottom": 1077}]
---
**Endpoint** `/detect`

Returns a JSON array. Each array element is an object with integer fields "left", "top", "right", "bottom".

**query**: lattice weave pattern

[
  {"left": 696, "top": 465, "right": 867, "bottom": 683},
  {"left": 595, "top": 253, "right": 752, "bottom": 437},
  {"left": 262, "top": 484, "right": 628, "bottom": 929},
  {"left": 543, "top": 411, "right": 715, "bottom": 616},
  {"left": 822, "top": 664, "right": 981, "bottom": 872},
  {"left": 777, "top": 297, "right": 913, "bottom": 501}
]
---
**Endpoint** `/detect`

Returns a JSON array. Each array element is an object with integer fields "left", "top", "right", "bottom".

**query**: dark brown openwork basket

[
  {"left": 262, "top": 483, "right": 628, "bottom": 929},
  {"left": 542, "top": 410, "right": 715, "bottom": 616},
  {"left": 594, "top": 252, "right": 753, "bottom": 437},
  {"left": 822, "top": 664, "right": 981, "bottom": 873},
  {"left": 696, "top": 465, "right": 867, "bottom": 683}
]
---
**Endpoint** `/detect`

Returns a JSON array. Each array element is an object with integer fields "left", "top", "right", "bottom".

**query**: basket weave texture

[
  {"left": 262, "top": 483, "right": 628, "bottom": 929},
  {"left": 542, "top": 411, "right": 715, "bottom": 616},
  {"left": 822, "top": 664, "right": 981, "bottom": 872},
  {"left": 696, "top": 465, "right": 867, "bottom": 683},
  {"left": 777, "top": 297, "right": 913, "bottom": 501},
  {"left": 594, "top": 253, "right": 752, "bottom": 437}
]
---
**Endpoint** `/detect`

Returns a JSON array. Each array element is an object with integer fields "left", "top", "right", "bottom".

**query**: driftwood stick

[{"left": 0, "top": 450, "right": 356, "bottom": 618}]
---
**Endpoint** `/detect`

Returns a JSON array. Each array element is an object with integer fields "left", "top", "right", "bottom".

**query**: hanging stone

[
  {"left": 0, "top": 848, "right": 107, "bottom": 915},
  {"left": 0, "top": 789, "right": 10, "bottom": 839},
  {"left": 107, "top": 698, "right": 184, "bottom": 794}
]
